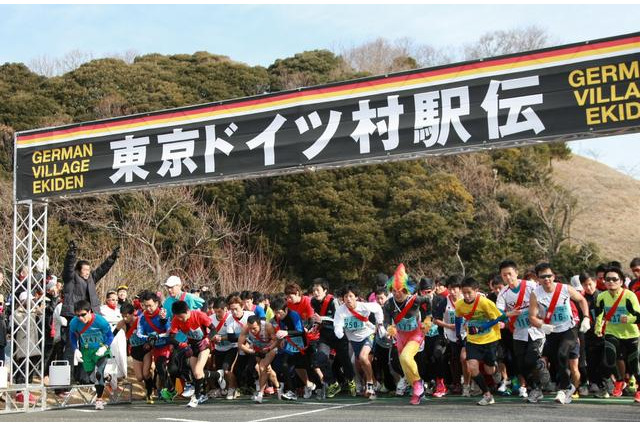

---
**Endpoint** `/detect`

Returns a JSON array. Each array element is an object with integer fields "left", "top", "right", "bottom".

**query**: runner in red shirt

[{"left": 170, "top": 301, "right": 224, "bottom": 408}]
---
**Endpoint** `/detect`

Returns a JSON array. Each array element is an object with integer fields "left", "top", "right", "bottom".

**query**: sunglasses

[
  {"left": 76, "top": 312, "right": 90, "bottom": 318},
  {"left": 604, "top": 277, "right": 620, "bottom": 282},
  {"left": 538, "top": 274, "right": 554, "bottom": 280},
  {"left": 632, "top": 268, "right": 640, "bottom": 273}
]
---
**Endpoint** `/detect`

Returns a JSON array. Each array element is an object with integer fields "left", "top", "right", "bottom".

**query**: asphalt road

[{"left": 1, "top": 394, "right": 639, "bottom": 422}]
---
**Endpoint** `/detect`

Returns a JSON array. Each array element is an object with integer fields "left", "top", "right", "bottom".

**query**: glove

[
  {"left": 74, "top": 348, "right": 83, "bottom": 364},
  {"left": 386, "top": 325, "right": 397, "bottom": 339},
  {"left": 579, "top": 317, "right": 591, "bottom": 333},
  {"left": 377, "top": 324, "right": 387, "bottom": 339},
  {"left": 148, "top": 332, "right": 158, "bottom": 346},
  {"left": 197, "top": 337, "right": 211, "bottom": 352},
  {"left": 96, "top": 345, "right": 107, "bottom": 357},
  {"left": 111, "top": 245, "right": 121, "bottom": 259},
  {"left": 275, "top": 330, "right": 288, "bottom": 340},
  {"left": 69, "top": 240, "right": 77, "bottom": 251},
  {"left": 540, "top": 323, "right": 555, "bottom": 335}
]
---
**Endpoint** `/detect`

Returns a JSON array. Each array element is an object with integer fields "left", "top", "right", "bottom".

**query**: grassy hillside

[{"left": 552, "top": 154, "right": 640, "bottom": 264}]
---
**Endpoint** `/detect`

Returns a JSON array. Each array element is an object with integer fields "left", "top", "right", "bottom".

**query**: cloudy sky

[{"left": 1, "top": 3, "right": 638, "bottom": 177}]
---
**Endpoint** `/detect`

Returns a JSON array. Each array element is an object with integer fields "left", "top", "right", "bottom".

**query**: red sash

[
  {"left": 601, "top": 290, "right": 625, "bottom": 335},
  {"left": 125, "top": 316, "right": 139, "bottom": 340},
  {"left": 347, "top": 306, "right": 370, "bottom": 323},
  {"left": 508, "top": 280, "right": 528, "bottom": 332},
  {"left": 462, "top": 296, "right": 481, "bottom": 321},
  {"left": 179, "top": 292, "right": 187, "bottom": 302},
  {"left": 275, "top": 324, "right": 307, "bottom": 354},
  {"left": 78, "top": 313, "right": 96, "bottom": 335},
  {"left": 394, "top": 295, "right": 417, "bottom": 324},
  {"left": 215, "top": 313, "right": 229, "bottom": 333},
  {"left": 320, "top": 295, "right": 334, "bottom": 317},
  {"left": 144, "top": 310, "right": 165, "bottom": 334},
  {"left": 543, "top": 283, "right": 564, "bottom": 324}
]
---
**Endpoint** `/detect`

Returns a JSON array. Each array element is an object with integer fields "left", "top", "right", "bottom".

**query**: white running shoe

[
  {"left": 95, "top": 399, "right": 105, "bottom": 410},
  {"left": 186, "top": 395, "right": 199, "bottom": 408},
  {"left": 282, "top": 390, "right": 298, "bottom": 401},
  {"left": 527, "top": 388, "right": 543, "bottom": 403},
  {"left": 554, "top": 390, "right": 566, "bottom": 404},
  {"left": 497, "top": 381, "right": 508, "bottom": 393},
  {"left": 253, "top": 392, "right": 263, "bottom": 404},
  {"left": 564, "top": 385, "right": 576, "bottom": 404},
  {"left": 477, "top": 394, "right": 495, "bottom": 406},
  {"left": 462, "top": 384, "right": 471, "bottom": 397},
  {"left": 226, "top": 388, "right": 237, "bottom": 400},
  {"left": 519, "top": 386, "right": 528, "bottom": 398},
  {"left": 303, "top": 382, "right": 316, "bottom": 399},
  {"left": 217, "top": 369, "right": 227, "bottom": 390},
  {"left": 182, "top": 383, "right": 195, "bottom": 398},
  {"left": 396, "top": 377, "right": 408, "bottom": 396}
]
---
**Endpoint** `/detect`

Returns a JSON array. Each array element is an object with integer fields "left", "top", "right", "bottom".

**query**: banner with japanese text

[{"left": 15, "top": 32, "right": 640, "bottom": 202}]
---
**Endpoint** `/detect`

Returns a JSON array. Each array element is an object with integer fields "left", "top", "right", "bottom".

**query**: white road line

[
  {"left": 71, "top": 409, "right": 95, "bottom": 413},
  {"left": 157, "top": 418, "right": 210, "bottom": 423},
  {"left": 249, "top": 401, "right": 372, "bottom": 422}
]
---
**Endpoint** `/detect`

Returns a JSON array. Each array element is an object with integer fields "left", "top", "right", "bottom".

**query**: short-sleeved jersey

[
  {"left": 595, "top": 289, "right": 640, "bottom": 339},
  {"left": 496, "top": 280, "right": 544, "bottom": 342},
  {"left": 532, "top": 283, "right": 575, "bottom": 333},
  {"left": 455, "top": 296, "right": 502, "bottom": 345},
  {"left": 170, "top": 310, "right": 211, "bottom": 341}
]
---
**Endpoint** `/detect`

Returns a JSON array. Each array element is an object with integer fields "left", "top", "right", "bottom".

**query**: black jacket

[{"left": 61, "top": 246, "right": 117, "bottom": 317}]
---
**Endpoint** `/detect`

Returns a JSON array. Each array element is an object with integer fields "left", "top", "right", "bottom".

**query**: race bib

[
  {"left": 609, "top": 306, "right": 628, "bottom": 324},
  {"left": 550, "top": 305, "right": 570, "bottom": 325},
  {"left": 396, "top": 316, "right": 418, "bottom": 332},
  {"left": 344, "top": 316, "right": 365, "bottom": 331},
  {"left": 515, "top": 308, "right": 531, "bottom": 329},
  {"left": 186, "top": 328, "right": 204, "bottom": 340}
]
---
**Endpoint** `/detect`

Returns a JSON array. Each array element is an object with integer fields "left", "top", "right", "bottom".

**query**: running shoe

[
  {"left": 282, "top": 390, "right": 298, "bottom": 401},
  {"left": 612, "top": 380, "right": 626, "bottom": 397},
  {"left": 146, "top": 396, "right": 154, "bottom": 404},
  {"left": 303, "top": 382, "right": 316, "bottom": 399},
  {"left": 554, "top": 390, "right": 566, "bottom": 404},
  {"left": 518, "top": 386, "right": 528, "bottom": 398},
  {"left": 264, "top": 386, "right": 275, "bottom": 395},
  {"left": 316, "top": 383, "right": 327, "bottom": 400},
  {"left": 497, "top": 381, "right": 508, "bottom": 393},
  {"left": 634, "top": 390, "right": 640, "bottom": 403},
  {"left": 347, "top": 379, "right": 357, "bottom": 397},
  {"left": 433, "top": 379, "right": 447, "bottom": 398},
  {"left": 95, "top": 399, "right": 105, "bottom": 410},
  {"left": 160, "top": 388, "right": 177, "bottom": 402},
  {"left": 477, "top": 394, "right": 495, "bottom": 406},
  {"left": 226, "top": 387, "right": 238, "bottom": 400},
  {"left": 277, "top": 384, "right": 284, "bottom": 400},
  {"left": 379, "top": 384, "right": 389, "bottom": 394},
  {"left": 395, "top": 377, "right": 408, "bottom": 396},
  {"left": 197, "top": 394, "right": 209, "bottom": 404},
  {"left": 186, "top": 395, "right": 199, "bottom": 408},
  {"left": 564, "top": 385, "right": 576, "bottom": 404},
  {"left": 595, "top": 387, "right": 610, "bottom": 399},
  {"left": 527, "top": 388, "right": 543, "bottom": 403},
  {"left": 409, "top": 393, "right": 421, "bottom": 405},
  {"left": 365, "top": 382, "right": 376, "bottom": 400},
  {"left": 253, "top": 392, "right": 263, "bottom": 404},
  {"left": 182, "top": 383, "right": 195, "bottom": 398},
  {"left": 327, "top": 382, "right": 342, "bottom": 398},
  {"left": 208, "top": 388, "right": 222, "bottom": 399},
  {"left": 216, "top": 369, "right": 226, "bottom": 390},
  {"left": 462, "top": 384, "right": 471, "bottom": 397},
  {"left": 578, "top": 385, "right": 589, "bottom": 397}
]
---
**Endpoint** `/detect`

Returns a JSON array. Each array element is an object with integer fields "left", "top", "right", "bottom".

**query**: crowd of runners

[{"left": 3, "top": 240, "right": 640, "bottom": 410}]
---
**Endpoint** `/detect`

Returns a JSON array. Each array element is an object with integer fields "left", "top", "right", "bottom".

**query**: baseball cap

[
  {"left": 419, "top": 278, "right": 434, "bottom": 291},
  {"left": 164, "top": 275, "right": 182, "bottom": 287}
]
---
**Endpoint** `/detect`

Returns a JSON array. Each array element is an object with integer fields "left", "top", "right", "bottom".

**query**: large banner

[{"left": 15, "top": 32, "right": 640, "bottom": 202}]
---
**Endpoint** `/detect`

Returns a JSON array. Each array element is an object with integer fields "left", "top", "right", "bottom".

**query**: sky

[{"left": 1, "top": 3, "right": 639, "bottom": 178}]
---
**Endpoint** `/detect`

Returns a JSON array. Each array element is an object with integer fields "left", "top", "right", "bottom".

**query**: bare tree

[
  {"left": 463, "top": 26, "right": 551, "bottom": 60},
  {"left": 531, "top": 185, "right": 579, "bottom": 259}
]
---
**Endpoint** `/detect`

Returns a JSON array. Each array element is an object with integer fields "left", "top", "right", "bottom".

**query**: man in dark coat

[{"left": 61, "top": 240, "right": 119, "bottom": 383}]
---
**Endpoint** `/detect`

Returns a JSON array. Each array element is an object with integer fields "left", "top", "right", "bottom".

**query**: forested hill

[{"left": 0, "top": 41, "right": 623, "bottom": 297}]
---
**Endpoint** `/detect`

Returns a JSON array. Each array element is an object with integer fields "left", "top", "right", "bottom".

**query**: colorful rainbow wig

[{"left": 386, "top": 263, "right": 415, "bottom": 294}]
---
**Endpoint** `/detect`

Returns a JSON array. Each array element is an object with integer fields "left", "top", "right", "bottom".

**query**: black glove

[
  {"left": 69, "top": 240, "right": 77, "bottom": 251},
  {"left": 111, "top": 245, "right": 121, "bottom": 259}
]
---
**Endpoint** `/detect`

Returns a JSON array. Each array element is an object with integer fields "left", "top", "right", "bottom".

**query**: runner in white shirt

[
  {"left": 496, "top": 260, "right": 548, "bottom": 403},
  {"left": 333, "top": 285, "right": 385, "bottom": 399},
  {"left": 529, "top": 262, "right": 590, "bottom": 405}
]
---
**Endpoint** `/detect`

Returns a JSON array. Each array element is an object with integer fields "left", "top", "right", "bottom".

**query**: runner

[
  {"left": 455, "top": 277, "right": 506, "bottom": 406},
  {"left": 382, "top": 264, "right": 434, "bottom": 405},
  {"left": 114, "top": 303, "right": 151, "bottom": 402},
  {"left": 594, "top": 265, "right": 640, "bottom": 402},
  {"left": 528, "top": 263, "right": 591, "bottom": 404},
  {"left": 238, "top": 315, "right": 279, "bottom": 403},
  {"left": 310, "top": 278, "right": 352, "bottom": 398},
  {"left": 209, "top": 298, "right": 235, "bottom": 398},
  {"left": 495, "top": 260, "right": 549, "bottom": 403},
  {"left": 270, "top": 296, "right": 314, "bottom": 401},
  {"left": 169, "top": 300, "right": 224, "bottom": 408},
  {"left": 68, "top": 300, "right": 114, "bottom": 410},
  {"left": 222, "top": 296, "right": 253, "bottom": 400},
  {"left": 333, "top": 285, "right": 385, "bottom": 400},
  {"left": 137, "top": 291, "right": 172, "bottom": 403}
]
